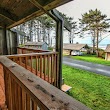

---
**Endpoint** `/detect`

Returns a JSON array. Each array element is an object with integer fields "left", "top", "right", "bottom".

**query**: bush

[{"left": 48, "top": 47, "right": 53, "bottom": 51}]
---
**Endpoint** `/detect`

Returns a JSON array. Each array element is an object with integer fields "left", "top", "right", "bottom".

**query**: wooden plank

[
  {"left": 40, "top": 55, "right": 42, "bottom": 78},
  {"left": 7, "top": 52, "right": 58, "bottom": 58},
  {"left": 22, "top": 90, "right": 26, "bottom": 110},
  {"left": 61, "top": 84, "right": 72, "bottom": 92},
  {"left": 36, "top": 56, "right": 38, "bottom": 75},
  {"left": 51, "top": 54, "right": 53, "bottom": 84},
  {"left": 56, "top": 54, "right": 59, "bottom": 87},
  {"left": 18, "top": 86, "right": 22, "bottom": 110},
  {"left": 8, "top": 74, "right": 12, "bottom": 110},
  {"left": 30, "top": 56, "right": 33, "bottom": 72},
  {"left": 11, "top": 78, "right": 16, "bottom": 110},
  {"left": 26, "top": 95, "right": 30, "bottom": 110},
  {"left": 15, "top": 83, "right": 19, "bottom": 110},
  {"left": 0, "top": 7, "right": 17, "bottom": 22},
  {"left": 4, "top": 68, "right": 9, "bottom": 108},
  {"left": 47, "top": 55, "right": 50, "bottom": 83},
  {"left": 52, "top": 54, "right": 55, "bottom": 85},
  {"left": 25, "top": 56, "right": 28, "bottom": 69},
  {"left": 43, "top": 55, "right": 46, "bottom": 80},
  {"left": 32, "top": 100, "right": 37, "bottom": 110}
]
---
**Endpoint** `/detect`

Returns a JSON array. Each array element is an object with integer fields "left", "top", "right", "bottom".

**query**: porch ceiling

[{"left": 0, "top": 0, "right": 72, "bottom": 29}]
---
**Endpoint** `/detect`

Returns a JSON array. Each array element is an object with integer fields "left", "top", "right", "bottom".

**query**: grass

[
  {"left": 71, "top": 54, "right": 110, "bottom": 66},
  {"left": 63, "top": 64, "right": 110, "bottom": 110}
]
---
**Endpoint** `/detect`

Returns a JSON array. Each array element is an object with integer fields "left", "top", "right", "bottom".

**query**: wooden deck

[{"left": 0, "top": 56, "right": 91, "bottom": 110}]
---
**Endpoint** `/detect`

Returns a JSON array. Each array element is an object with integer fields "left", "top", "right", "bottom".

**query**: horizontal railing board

[
  {"left": 6, "top": 52, "right": 58, "bottom": 58},
  {"left": 0, "top": 56, "right": 91, "bottom": 110}
]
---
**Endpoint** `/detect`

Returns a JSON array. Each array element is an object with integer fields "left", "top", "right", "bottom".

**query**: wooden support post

[
  {"left": 49, "top": 10, "right": 64, "bottom": 89},
  {"left": 56, "top": 21, "right": 63, "bottom": 89}
]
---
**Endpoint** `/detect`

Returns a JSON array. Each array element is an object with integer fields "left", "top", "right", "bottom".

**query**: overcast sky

[
  {"left": 57, "top": 0, "right": 110, "bottom": 20},
  {"left": 56, "top": 0, "right": 110, "bottom": 46}
]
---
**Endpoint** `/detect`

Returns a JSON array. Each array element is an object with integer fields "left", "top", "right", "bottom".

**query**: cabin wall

[
  {"left": 63, "top": 49, "right": 70, "bottom": 55},
  {"left": 105, "top": 52, "right": 110, "bottom": 61},
  {"left": 0, "top": 28, "right": 17, "bottom": 55},
  {"left": 7, "top": 30, "right": 17, "bottom": 55},
  {"left": 0, "top": 28, "right": 4, "bottom": 55}
]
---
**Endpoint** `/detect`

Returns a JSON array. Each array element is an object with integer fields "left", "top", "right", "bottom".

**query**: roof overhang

[{"left": 0, "top": 0, "right": 73, "bottom": 29}]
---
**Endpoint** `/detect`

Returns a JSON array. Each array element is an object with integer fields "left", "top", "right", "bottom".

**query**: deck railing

[
  {"left": 0, "top": 56, "right": 90, "bottom": 110},
  {"left": 7, "top": 52, "right": 59, "bottom": 87},
  {"left": 17, "top": 47, "right": 50, "bottom": 54}
]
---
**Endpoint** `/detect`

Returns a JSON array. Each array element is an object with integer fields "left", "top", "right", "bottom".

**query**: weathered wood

[
  {"left": 0, "top": 7, "right": 18, "bottom": 22},
  {"left": 49, "top": 9, "right": 71, "bottom": 31},
  {"left": 17, "top": 47, "right": 50, "bottom": 53},
  {"left": 15, "top": 83, "right": 19, "bottom": 110},
  {"left": 43, "top": 55, "right": 46, "bottom": 81},
  {"left": 36, "top": 56, "right": 38, "bottom": 76},
  {"left": 61, "top": 84, "right": 72, "bottom": 92},
  {"left": 7, "top": 51, "right": 59, "bottom": 87},
  {"left": 0, "top": 56, "right": 91, "bottom": 110},
  {"left": 32, "top": 100, "right": 37, "bottom": 110},
  {"left": 18, "top": 86, "right": 22, "bottom": 110},
  {"left": 22, "top": 90, "right": 26, "bottom": 110},
  {"left": 26, "top": 95, "right": 31, "bottom": 110},
  {"left": 4, "top": 68, "right": 9, "bottom": 108},
  {"left": 0, "top": 0, "right": 73, "bottom": 28},
  {"left": 47, "top": 55, "right": 50, "bottom": 83},
  {"left": 40, "top": 55, "right": 42, "bottom": 78}
]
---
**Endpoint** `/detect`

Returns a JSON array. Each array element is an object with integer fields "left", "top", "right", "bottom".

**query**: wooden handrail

[
  {"left": 6, "top": 52, "right": 59, "bottom": 87},
  {"left": 0, "top": 56, "right": 91, "bottom": 110},
  {"left": 6, "top": 52, "right": 58, "bottom": 58}
]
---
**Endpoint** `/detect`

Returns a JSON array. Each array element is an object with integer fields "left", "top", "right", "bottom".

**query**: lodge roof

[
  {"left": 105, "top": 44, "right": 110, "bottom": 52},
  {"left": 0, "top": 0, "right": 72, "bottom": 28},
  {"left": 63, "top": 43, "right": 88, "bottom": 51}
]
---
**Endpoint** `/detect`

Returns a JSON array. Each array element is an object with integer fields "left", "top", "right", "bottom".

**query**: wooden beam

[
  {"left": 0, "top": 7, "right": 18, "bottom": 22},
  {"left": 50, "top": 9, "right": 71, "bottom": 31},
  {"left": 28, "top": 0, "right": 57, "bottom": 20},
  {"left": 29, "top": 0, "right": 47, "bottom": 11},
  {"left": 7, "top": 10, "right": 44, "bottom": 29}
]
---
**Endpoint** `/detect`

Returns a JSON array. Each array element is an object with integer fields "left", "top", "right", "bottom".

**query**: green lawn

[
  {"left": 63, "top": 64, "right": 110, "bottom": 110},
  {"left": 71, "top": 55, "right": 110, "bottom": 66}
]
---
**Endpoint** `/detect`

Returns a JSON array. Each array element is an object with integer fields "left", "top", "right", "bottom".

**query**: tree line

[{"left": 13, "top": 9, "right": 110, "bottom": 55}]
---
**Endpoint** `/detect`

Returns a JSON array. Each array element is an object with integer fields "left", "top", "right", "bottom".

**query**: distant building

[
  {"left": 105, "top": 44, "right": 110, "bottom": 61},
  {"left": 24, "top": 42, "right": 48, "bottom": 50},
  {"left": 63, "top": 43, "right": 89, "bottom": 55}
]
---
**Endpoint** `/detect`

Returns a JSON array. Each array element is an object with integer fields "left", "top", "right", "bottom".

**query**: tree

[
  {"left": 79, "top": 9, "right": 110, "bottom": 55},
  {"left": 59, "top": 12, "right": 77, "bottom": 43},
  {"left": 13, "top": 12, "right": 77, "bottom": 46},
  {"left": 69, "top": 20, "right": 77, "bottom": 44},
  {"left": 36, "top": 14, "right": 55, "bottom": 45}
]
